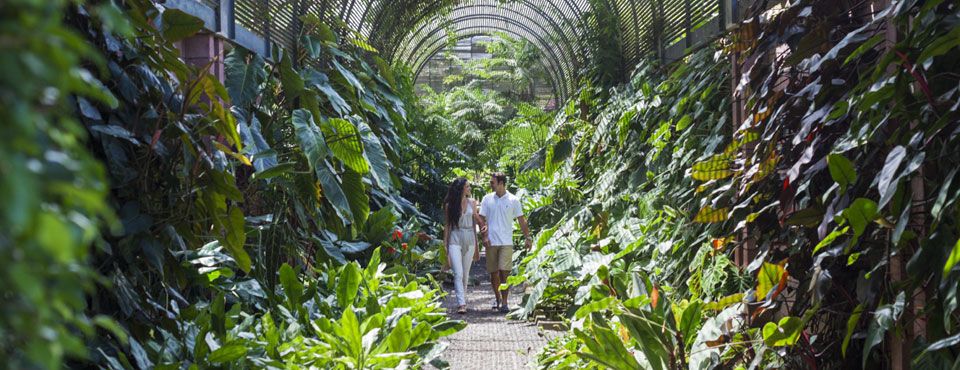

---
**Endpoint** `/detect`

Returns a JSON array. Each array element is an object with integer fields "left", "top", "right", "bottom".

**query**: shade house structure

[{"left": 165, "top": 0, "right": 745, "bottom": 102}]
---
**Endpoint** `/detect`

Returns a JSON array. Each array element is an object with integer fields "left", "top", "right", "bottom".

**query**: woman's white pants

[{"left": 447, "top": 233, "right": 475, "bottom": 306}]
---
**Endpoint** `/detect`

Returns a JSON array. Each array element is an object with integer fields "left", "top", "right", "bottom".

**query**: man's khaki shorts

[{"left": 486, "top": 245, "right": 514, "bottom": 273}]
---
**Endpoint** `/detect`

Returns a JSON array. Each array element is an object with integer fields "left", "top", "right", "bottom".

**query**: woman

[{"left": 443, "top": 177, "right": 484, "bottom": 314}]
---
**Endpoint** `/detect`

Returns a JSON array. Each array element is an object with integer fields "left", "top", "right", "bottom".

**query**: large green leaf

[
  {"left": 236, "top": 111, "right": 277, "bottom": 173},
  {"left": 677, "top": 300, "right": 703, "bottom": 347},
  {"left": 326, "top": 118, "right": 369, "bottom": 174},
  {"left": 917, "top": 25, "right": 960, "bottom": 64},
  {"left": 813, "top": 226, "right": 850, "bottom": 254},
  {"left": 762, "top": 316, "right": 804, "bottom": 347},
  {"left": 292, "top": 109, "right": 329, "bottom": 170},
  {"left": 827, "top": 153, "right": 857, "bottom": 193},
  {"left": 278, "top": 263, "right": 303, "bottom": 307},
  {"left": 292, "top": 109, "right": 352, "bottom": 223},
  {"left": 208, "top": 343, "right": 248, "bottom": 363},
  {"left": 225, "top": 49, "right": 266, "bottom": 108},
  {"left": 364, "top": 207, "right": 396, "bottom": 246},
  {"left": 333, "top": 59, "right": 364, "bottom": 93},
  {"left": 843, "top": 198, "right": 878, "bottom": 238},
  {"left": 317, "top": 159, "right": 354, "bottom": 225},
  {"left": 574, "top": 326, "right": 643, "bottom": 370},
  {"left": 334, "top": 308, "right": 363, "bottom": 359},
  {"left": 336, "top": 262, "right": 362, "bottom": 307},
  {"left": 304, "top": 69, "right": 351, "bottom": 116},
  {"left": 356, "top": 119, "right": 393, "bottom": 191},
  {"left": 432, "top": 320, "right": 467, "bottom": 337},
  {"left": 279, "top": 52, "right": 304, "bottom": 98},
  {"left": 342, "top": 168, "right": 369, "bottom": 226},
  {"left": 223, "top": 206, "right": 250, "bottom": 272},
  {"left": 383, "top": 315, "right": 413, "bottom": 352},
  {"left": 619, "top": 310, "right": 671, "bottom": 370},
  {"left": 160, "top": 9, "right": 203, "bottom": 42}
]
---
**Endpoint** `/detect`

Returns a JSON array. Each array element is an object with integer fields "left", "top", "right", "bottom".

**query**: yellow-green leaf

[
  {"left": 813, "top": 226, "right": 849, "bottom": 254},
  {"left": 691, "top": 154, "right": 733, "bottom": 181},
  {"left": 694, "top": 205, "right": 729, "bottom": 223},
  {"left": 762, "top": 316, "right": 804, "bottom": 347},
  {"left": 704, "top": 293, "right": 744, "bottom": 311},
  {"left": 326, "top": 118, "right": 369, "bottom": 174},
  {"left": 944, "top": 237, "right": 960, "bottom": 276},
  {"left": 756, "top": 262, "right": 786, "bottom": 300}
]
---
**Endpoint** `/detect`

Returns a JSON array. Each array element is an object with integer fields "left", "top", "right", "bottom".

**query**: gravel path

[{"left": 433, "top": 255, "right": 559, "bottom": 369}]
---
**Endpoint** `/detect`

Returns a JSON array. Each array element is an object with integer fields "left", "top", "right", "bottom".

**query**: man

[{"left": 479, "top": 172, "right": 532, "bottom": 313}]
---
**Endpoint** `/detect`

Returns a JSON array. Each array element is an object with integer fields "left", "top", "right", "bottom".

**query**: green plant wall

[{"left": 518, "top": 0, "right": 960, "bottom": 367}]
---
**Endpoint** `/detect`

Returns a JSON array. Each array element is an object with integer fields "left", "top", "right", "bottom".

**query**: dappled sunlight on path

[{"left": 431, "top": 255, "right": 561, "bottom": 369}]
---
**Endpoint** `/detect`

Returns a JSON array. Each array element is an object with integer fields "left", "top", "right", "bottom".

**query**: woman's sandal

[{"left": 457, "top": 306, "right": 467, "bottom": 314}]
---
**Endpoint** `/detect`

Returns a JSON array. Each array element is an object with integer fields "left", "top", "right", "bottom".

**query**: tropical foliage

[
  {"left": 400, "top": 35, "right": 555, "bottom": 216},
  {"left": 513, "top": 0, "right": 960, "bottom": 367},
  {"left": 2, "top": 0, "right": 460, "bottom": 368},
  {"left": 6, "top": 0, "right": 960, "bottom": 368}
]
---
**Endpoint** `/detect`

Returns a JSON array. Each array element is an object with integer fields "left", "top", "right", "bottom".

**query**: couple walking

[{"left": 442, "top": 172, "right": 532, "bottom": 314}]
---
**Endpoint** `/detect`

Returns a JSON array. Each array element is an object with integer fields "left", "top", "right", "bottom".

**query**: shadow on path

[{"left": 431, "top": 255, "right": 561, "bottom": 369}]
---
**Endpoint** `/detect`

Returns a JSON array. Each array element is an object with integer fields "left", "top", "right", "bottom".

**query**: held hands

[
  {"left": 524, "top": 237, "right": 533, "bottom": 251},
  {"left": 473, "top": 251, "right": 480, "bottom": 262}
]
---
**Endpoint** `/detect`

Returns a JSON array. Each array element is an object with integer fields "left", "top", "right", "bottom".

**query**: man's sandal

[{"left": 457, "top": 306, "right": 467, "bottom": 314}]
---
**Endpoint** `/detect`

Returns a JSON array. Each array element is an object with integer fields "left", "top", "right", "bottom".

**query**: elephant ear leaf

[
  {"left": 356, "top": 119, "right": 393, "bottom": 191},
  {"left": 326, "top": 118, "right": 369, "bottom": 175},
  {"left": 292, "top": 109, "right": 352, "bottom": 224},
  {"left": 225, "top": 48, "right": 267, "bottom": 108}
]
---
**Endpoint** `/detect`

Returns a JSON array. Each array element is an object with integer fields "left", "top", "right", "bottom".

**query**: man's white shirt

[{"left": 479, "top": 191, "right": 523, "bottom": 246}]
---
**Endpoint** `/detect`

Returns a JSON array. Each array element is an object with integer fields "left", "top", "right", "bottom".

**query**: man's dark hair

[{"left": 491, "top": 172, "right": 507, "bottom": 185}]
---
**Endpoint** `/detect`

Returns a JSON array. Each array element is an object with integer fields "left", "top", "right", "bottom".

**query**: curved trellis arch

[
  {"left": 411, "top": 28, "right": 566, "bottom": 102},
  {"left": 194, "top": 0, "right": 726, "bottom": 97},
  {"left": 394, "top": 2, "right": 584, "bottom": 66},
  {"left": 399, "top": 15, "right": 574, "bottom": 99},
  {"left": 393, "top": 1, "right": 590, "bottom": 100}
]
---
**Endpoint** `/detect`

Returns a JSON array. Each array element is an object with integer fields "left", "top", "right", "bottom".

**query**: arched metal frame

[
  {"left": 193, "top": 0, "right": 726, "bottom": 101},
  {"left": 399, "top": 13, "right": 575, "bottom": 99},
  {"left": 411, "top": 27, "right": 566, "bottom": 101},
  {"left": 394, "top": 1, "right": 589, "bottom": 100},
  {"left": 396, "top": 2, "right": 583, "bottom": 69}
]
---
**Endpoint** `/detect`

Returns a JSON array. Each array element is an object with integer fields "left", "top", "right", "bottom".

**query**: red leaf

[
  {"left": 150, "top": 129, "right": 162, "bottom": 150},
  {"left": 651, "top": 285, "right": 660, "bottom": 309}
]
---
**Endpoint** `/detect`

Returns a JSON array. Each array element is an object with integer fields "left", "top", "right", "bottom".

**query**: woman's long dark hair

[{"left": 444, "top": 177, "right": 468, "bottom": 227}]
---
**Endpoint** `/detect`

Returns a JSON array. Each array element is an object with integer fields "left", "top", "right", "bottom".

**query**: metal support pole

[
  {"left": 684, "top": 0, "right": 693, "bottom": 49},
  {"left": 656, "top": 0, "right": 665, "bottom": 64},
  {"left": 219, "top": 0, "right": 235, "bottom": 39},
  {"left": 718, "top": 0, "right": 727, "bottom": 31},
  {"left": 261, "top": 0, "right": 272, "bottom": 57}
]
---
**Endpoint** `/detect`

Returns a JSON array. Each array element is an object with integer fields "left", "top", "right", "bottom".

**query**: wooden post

[
  {"left": 880, "top": 0, "right": 916, "bottom": 367},
  {"left": 179, "top": 32, "right": 226, "bottom": 83}
]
